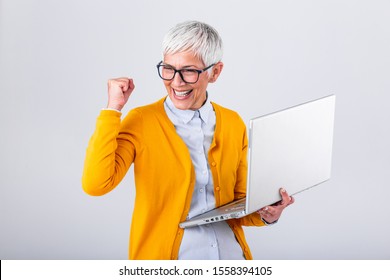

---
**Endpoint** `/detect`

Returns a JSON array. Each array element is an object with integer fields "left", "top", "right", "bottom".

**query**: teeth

[{"left": 174, "top": 89, "right": 191, "bottom": 96}]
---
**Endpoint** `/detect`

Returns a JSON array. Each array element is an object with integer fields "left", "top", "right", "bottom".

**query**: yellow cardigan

[{"left": 82, "top": 97, "right": 265, "bottom": 260}]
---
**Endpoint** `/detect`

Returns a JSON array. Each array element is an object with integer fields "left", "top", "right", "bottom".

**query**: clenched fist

[{"left": 107, "top": 78, "right": 135, "bottom": 111}]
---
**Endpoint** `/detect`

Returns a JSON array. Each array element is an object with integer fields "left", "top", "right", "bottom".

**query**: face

[{"left": 162, "top": 51, "right": 223, "bottom": 110}]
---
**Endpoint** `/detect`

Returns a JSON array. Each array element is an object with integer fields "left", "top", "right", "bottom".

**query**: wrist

[
  {"left": 106, "top": 103, "right": 123, "bottom": 111},
  {"left": 261, "top": 217, "right": 278, "bottom": 226},
  {"left": 102, "top": 107, "right": 122, "bottom": 113}
]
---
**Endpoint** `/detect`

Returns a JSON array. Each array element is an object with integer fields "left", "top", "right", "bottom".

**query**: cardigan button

[
  {"left": 216, "top": 187, "right": 220, "bottom": 191},
  {"left": 211, "top": 162, "right": 216, "bottom": 166}
]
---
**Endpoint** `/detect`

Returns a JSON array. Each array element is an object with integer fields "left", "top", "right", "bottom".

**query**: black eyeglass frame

[{"left": 156, "top": 61, "right": 216, "bottom": 84}]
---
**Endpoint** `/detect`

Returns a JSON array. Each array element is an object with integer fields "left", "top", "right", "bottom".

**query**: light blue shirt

[{"left": 164, "top": 96, "right": 245, "bottom": 260}]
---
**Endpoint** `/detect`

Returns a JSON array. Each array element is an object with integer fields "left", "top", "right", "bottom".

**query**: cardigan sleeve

[{"left": 82, "top": 109, "right": 141, "bottom": 196}]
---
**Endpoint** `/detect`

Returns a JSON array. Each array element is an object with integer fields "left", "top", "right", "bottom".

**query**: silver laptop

[{"left": 179, "top": 95, "right": 336, "bottom": 228}]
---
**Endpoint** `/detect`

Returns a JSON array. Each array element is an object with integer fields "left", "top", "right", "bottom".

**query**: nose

[{"left": 171, "top": 71, "right": 186, "bottom": 87}]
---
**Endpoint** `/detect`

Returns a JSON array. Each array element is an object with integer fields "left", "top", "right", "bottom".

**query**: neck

[{"left": 194, "top": 91, "right": 208, "bottom": 110}]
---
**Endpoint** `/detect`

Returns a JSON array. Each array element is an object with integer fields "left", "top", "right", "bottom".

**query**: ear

[{"left": 208, "top": 62, "right": 224, "bottom": 83}]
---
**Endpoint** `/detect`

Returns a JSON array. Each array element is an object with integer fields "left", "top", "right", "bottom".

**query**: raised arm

[{"left": 81, "top": 78, "right": 136, "bottom": 196}]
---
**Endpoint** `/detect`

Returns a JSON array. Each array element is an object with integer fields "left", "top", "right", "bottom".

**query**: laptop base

[{"left": 179, "top": 198, "right": 247, "bottom": 228}]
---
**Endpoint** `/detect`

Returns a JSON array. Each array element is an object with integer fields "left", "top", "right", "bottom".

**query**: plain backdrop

[{"left": 1, "top": 0, "right": 389, "bottom": 259}]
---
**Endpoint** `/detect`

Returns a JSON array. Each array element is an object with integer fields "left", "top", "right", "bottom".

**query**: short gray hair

[{"left": 162, "top": 21, "right": 223, "bottom": 67}]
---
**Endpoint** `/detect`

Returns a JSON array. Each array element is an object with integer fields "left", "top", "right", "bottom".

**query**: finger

[
  {"left": 128, "top": 78, "right": 135, "bottom": 90},
  {"left": 124, "top": 79, "right": 135, "bottom": 94},
  {"left": 280, "top": 195, "right": 294, "bottom": 208},
  {"left": 287, "top": 196, "right": 295, "bottom": 206},
  {"left": 259, "top": 206, "right": 275, "bottom": 218},
  {"left": 279, "top": 188, "right": 290, "bottom": 205},
  {"left": 259, "top": 210, "right": 270, "bottom": 219},
  {"left": 118, "top": 80, "right": 130, "bottom": 92},
  {"left": 118, "top": 78, "right": 135, "bottom": 94},
  {"left": 266, "top": 206, "right": 277, "bottom": 215},
  {"left": 108, "top": 78, "right": 131, "bottom": 92},
  {"left": 280, "top": 187, "right": 289, "bottom": 197},
  {"left": 257, "top": 207, "right": 267, "bottom": 216}
]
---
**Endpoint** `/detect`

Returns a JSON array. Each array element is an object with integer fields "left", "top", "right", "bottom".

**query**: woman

[{"left": 82, "top": 20, "right": 294, "bottom": 260}]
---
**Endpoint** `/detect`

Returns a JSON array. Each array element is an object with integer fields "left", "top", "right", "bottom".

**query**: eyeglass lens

[{"left": 158, "top": 65, "right": 200, "bottom": 84}]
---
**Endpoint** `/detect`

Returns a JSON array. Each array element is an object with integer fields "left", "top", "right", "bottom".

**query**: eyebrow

[{"left": 162, "top": 62, "right": 200, "bottom": 69}]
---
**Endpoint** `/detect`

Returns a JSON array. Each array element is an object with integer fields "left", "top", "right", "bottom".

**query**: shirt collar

[{"left": 165, "top": 93, "right": 213, "bottom": 124}]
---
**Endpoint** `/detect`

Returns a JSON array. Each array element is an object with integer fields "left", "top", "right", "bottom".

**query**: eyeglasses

[{"left": 156, "top": 61, "right": 215, "bottom": 84}]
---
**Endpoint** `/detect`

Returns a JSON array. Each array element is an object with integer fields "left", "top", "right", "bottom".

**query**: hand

[
  {"left": 257, "top": 188, "right": 295, "bottom": 224},
  {"left": 107, "top": 77, "right": 135, "bottom": 111}
]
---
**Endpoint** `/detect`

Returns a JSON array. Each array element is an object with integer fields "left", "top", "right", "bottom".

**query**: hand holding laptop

[{"left": 258, "top": 188, "right": 295, "bottom": 224}]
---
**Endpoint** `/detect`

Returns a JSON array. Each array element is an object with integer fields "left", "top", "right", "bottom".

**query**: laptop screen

[{"left": 246, "top": 95, "right": 335, "bottom": 213}]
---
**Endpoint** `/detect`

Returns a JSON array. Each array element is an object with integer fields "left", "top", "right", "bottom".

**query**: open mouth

[{"left": 173, "top": 88, "right": 193, "bottom": 97}]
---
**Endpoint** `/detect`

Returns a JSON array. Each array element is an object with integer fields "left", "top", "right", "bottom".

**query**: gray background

[{"left": 1, "top": 0, "right": 389, "bottom": 259}]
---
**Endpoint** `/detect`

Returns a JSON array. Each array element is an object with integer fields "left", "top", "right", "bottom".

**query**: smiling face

[{"left": 163, "top": 51, "right": 223, "bottom": 111}]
